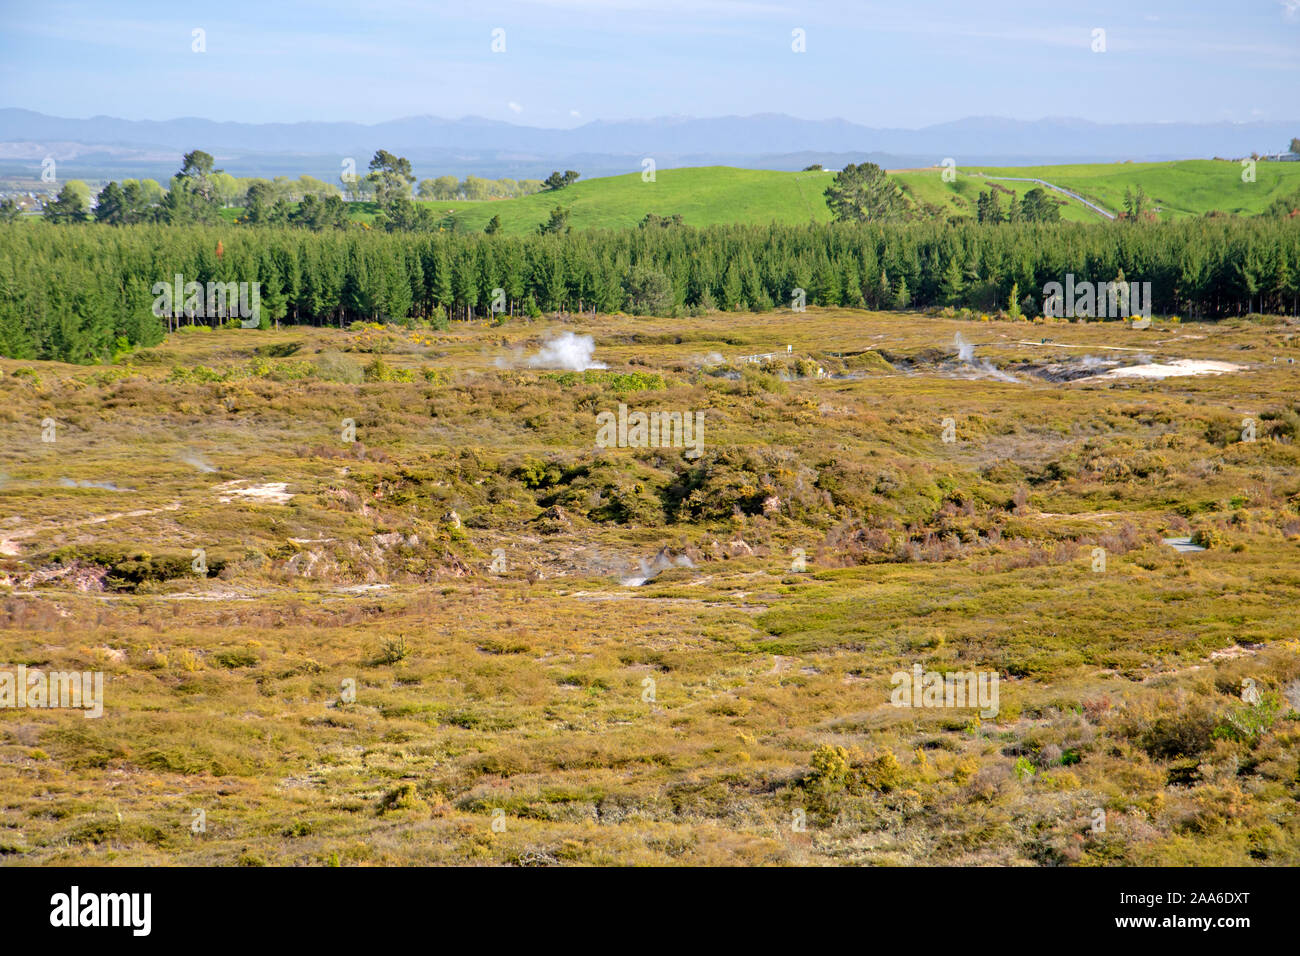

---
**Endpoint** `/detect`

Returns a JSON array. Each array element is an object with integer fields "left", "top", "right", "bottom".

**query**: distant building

[{"left": 1261, "top": 152, "right": 1300, "bottom": 162}]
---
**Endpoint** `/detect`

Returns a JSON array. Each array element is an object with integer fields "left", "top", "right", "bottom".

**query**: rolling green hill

[
  {"left": 892, "top": 169, "right": 1105, "bottom": 223},
  {"left": 962, "top": 159, "right": 1300, "bottom": 220},
  {"left": 218, "top": 159, "right": 1300, "bottom": 232},
  {"left": 219, "top": 166, "right": 837, "bottom": 231},
  {"left": 414, "top": 165, "right": 1117, "bottom": 231},
  {"left": 420, "top": 166, "right": 838, "bottom": 234}
]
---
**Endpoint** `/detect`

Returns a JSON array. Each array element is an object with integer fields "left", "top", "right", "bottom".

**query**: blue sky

[{"left": 2, "top": 0, "right": 1297, "bottom": 128}]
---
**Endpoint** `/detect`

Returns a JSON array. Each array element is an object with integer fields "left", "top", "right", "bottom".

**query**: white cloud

[{"left": 508, "top": 101, "right": 523, "bottom": 113}]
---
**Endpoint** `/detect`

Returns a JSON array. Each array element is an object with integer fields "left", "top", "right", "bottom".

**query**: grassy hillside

[
  {"left": 218, "top": 168, "right": 838, "bottom": 229},
  {"left": 217, "top": 159, "right": 1300, "bottom": 232},
  {"left": 415, "top": 165, "right": 1114, "bottom": 231},
  {"left": 218, "top": 167, "right": 837, "bottom": 231},
  {"left": 963, "top": 159, "right": 1300, "bottom": 220},
  {"left": 421, "top": 166, "right": 837, "bottom": 234},
  {"left": 893, "top": 169, "right": 1106, "bottom": 223}
]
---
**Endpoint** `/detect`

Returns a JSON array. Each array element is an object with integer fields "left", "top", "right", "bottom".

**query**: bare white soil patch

[
  {"left": 1037, "top": 511, "right": 1122, "bottom": 520},
  {"left": 1083, "top": 359, "right": 1244, "bottom": 381},
  {"left": 214, "top": 480, "right": 295, "bottom": 504},
  {"left": 0, "top": 504, "right": 181, "bottom": 556},
  {"left": 160, "top": 590, "right": 255, "bottom": 602},
  {"left": 1208, "top": 642, "right": 1265, "bottom": 661}
]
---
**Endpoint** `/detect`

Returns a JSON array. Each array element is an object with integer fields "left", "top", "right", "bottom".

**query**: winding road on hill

[{"left": 973, "top": 174, "right": 1117, "bottom": 220}]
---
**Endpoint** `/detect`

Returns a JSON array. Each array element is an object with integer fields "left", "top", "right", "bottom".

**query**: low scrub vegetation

[{"left": 0, "top": 308, "right": 1297, "bottom": 865}]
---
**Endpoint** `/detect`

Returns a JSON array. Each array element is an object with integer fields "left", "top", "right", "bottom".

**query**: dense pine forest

[{"left": 2, "top": 217, "right": 1298, "bottom": 363}]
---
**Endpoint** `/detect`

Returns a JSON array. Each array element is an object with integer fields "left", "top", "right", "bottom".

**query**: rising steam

[
  {"left": 498, "top": 332, "right": 607, "bottom": 371},
  {"left": 953, "top": 333, "right": 1018, "bottom": 383}
]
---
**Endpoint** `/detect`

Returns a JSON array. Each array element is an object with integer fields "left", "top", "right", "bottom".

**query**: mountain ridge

[{"left": 2, "top": 109, "right": 1295, "bottom": 180}]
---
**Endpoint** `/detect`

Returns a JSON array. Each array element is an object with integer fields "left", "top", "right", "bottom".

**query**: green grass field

[
  {"left": 421, "top": 166, "right": 838, "bottom": 234},
  {"left": 963, "top": 159, "right": 1300, "bottom": 220},
  {"left": 219, "top": 166, "right": 837, "bottom": 232},
  {"left": 893, "top": 169, "right": 1106, "bottom": 223},
  {"left": 218, "top": 159, "right": 1300, "bottom": 233}
]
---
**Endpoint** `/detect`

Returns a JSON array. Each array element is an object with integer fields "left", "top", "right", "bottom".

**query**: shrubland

[{"left": 0, "top": 308, "right": 1297, "bottom": 865}]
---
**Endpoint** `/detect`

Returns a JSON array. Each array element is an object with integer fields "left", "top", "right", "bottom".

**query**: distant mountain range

[{"left": 1, "top": 108, "right": 1296, "bottom": 182}]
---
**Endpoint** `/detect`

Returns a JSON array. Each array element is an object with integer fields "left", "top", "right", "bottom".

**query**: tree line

[
  {"left": 41, "top": 149, "right": 1300, "bottom": 239},
  {"left": 824, "top": 162, "right": 1063, "bottom": 225},
  {"left": 2, "top": 216, "right": 1297, "bottom": 362},
  {"left": 39, "top": 149, "right": 576, "bottom": 230},
  {"left": 43, "top": 168, "right": 345, "bottom": 224}
]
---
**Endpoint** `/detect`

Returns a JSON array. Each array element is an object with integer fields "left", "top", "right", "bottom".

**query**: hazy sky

[{"left": 2, "top": 0, "right": 1297, "bottom": 128}]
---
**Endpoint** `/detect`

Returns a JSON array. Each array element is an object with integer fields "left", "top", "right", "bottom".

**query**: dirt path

[
  {"left": 0, "top": 503, "right": 181, "bottom": 556},
  {"left": 1014, "top": 340, "right": 1146, "bottom": 352}
]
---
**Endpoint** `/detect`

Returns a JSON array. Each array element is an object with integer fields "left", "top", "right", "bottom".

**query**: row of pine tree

[{"left": 1, "top": 218, "right": 1297, "bottom": 362}]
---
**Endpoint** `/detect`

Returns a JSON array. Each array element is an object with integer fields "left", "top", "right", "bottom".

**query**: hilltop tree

[
  {"left": 542, "top": 170, "right": 580, "bottom": 191},
  {"left": 178, "top": 150, "right": 219, "bottom": 199},
  {"left": 824, "top": 162, "right": 908, "bottom": 223},
  {"left": 163, "top": 150, "right": 224, "bottom": 224},
  {"left": 1290, "top": 137, "right": 1300, "bottom": 155},
  {"left": 366, "top": 150, "right": 415, "bottom": 205},
  {"left": 1019, "top": 187, "right": 1060, "bottom": 222},
  {"left": 0, "top": 198, "right": 20, "bottom": 223}
]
